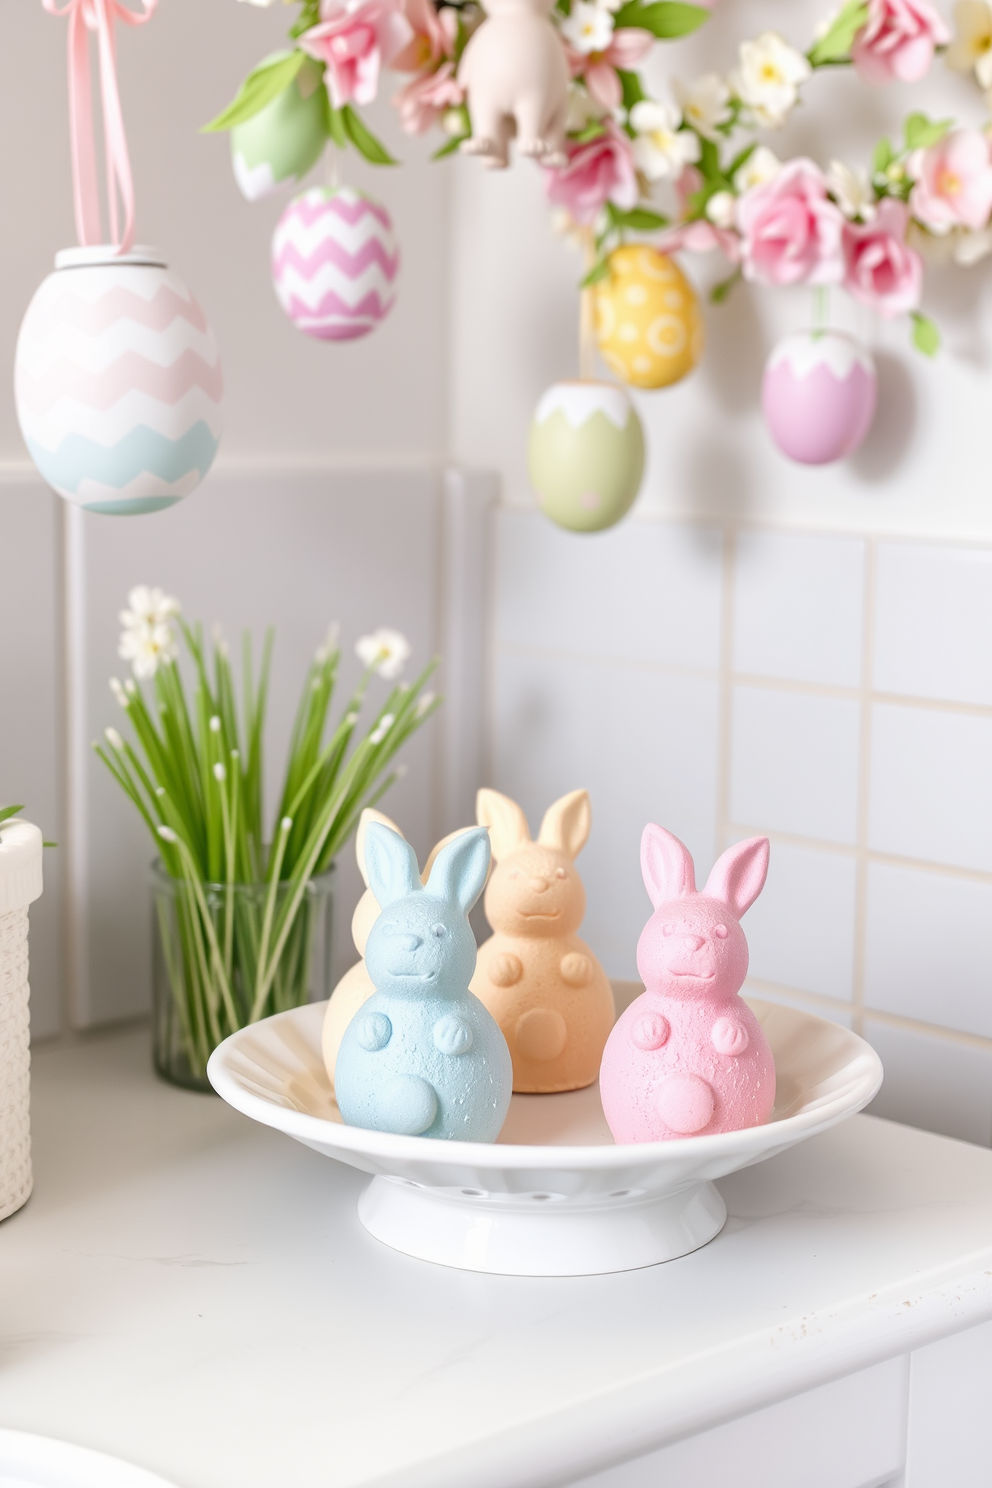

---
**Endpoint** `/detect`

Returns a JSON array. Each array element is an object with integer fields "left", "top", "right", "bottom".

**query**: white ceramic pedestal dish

[{"left": 208, "top": 999, "right": 882, "bottom": 1276}]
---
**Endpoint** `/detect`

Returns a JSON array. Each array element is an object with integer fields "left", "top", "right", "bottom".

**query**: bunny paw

[
  {"left": 355, "top": 1012, "right": 392, "bottom": 1052},
  {"left": 515, "top": 1007, "right": 568, "bottom": 1062},
  {"left": 656, "top": 1074, "right": 715, "bottom": 1135},
  {"left": 559, "top": 952, "right": 593, "bottom": 987},
  {"left": 490, "top": 952, "right": 524, "bottom": 987},
  {"left": 433, "top": 1014, "right": 474, "bottom": 1056},
  {"left": 379, "top": 1074, "right": 438, "bottom": 1136},
  {"left": 711, "top": 1018, "right": 749, "bottom": 1056},
  {"left": 632, "top": 1013, "right": 669, "bottom": 1051}
]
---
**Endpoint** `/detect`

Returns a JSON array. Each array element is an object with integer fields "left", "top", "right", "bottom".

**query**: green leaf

[
  {"left": 0, "top": 805, "right": 24, "bottom": 827},
  {"left": 610, "top": 206, "right": 669, "bottom": 230},
  {"left": 289, "top": 0, "right": 321, "bottom": 40},
  {"left": 341, "top": 105, "right": 398, "bottom": 165},
  {"left": 617, "top": 69, "right": 648, "bottom": 113},
  {"left": 807, "top": 0, "right": 869, "bottom": 65},
  {"left": 202, "top": 51, "right": 306, "bottom": 134},
  {"left": 580, "top": 258, "right": 612, "bottom": 288},
  {"left": 710, "top": 270, "right": 741, "bottom": 304},
  {"left": 873, "top": 136, "right": 894, "bottom": 174},
  {"left": 432, "top": 133, "right": 467, "bottom": 160},
  {"left": 911, "top": 311, "right": 940, "bottom": 357},
  {"left": 614, "top": 1, "right": 708, "bottom": 37},
  {"left": 727, "top": 141, "right": 757, "bottom": 179},
  {"left": 326, "top": 100, "right": 348, "bottom": 150},
  {"left": 904, "top": 112, "right": 953, "bottom": 152}
]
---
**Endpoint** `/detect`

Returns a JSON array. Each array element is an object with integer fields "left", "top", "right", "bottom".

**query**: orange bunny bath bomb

[{"left": 471, "top": 789, "right": 614, "bottom": 1093}]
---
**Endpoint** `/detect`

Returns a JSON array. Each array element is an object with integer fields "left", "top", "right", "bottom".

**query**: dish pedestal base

[{"left": 357, "top": 1175, "right": 728, "bottom": 1276}]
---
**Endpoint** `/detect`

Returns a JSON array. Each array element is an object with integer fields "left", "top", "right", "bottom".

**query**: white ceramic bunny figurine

[
  {"left": 335, "top": 823, "right": 512, "bottom": 1140},
  {"left": 471, "top": 788, "right": 615, "bottom": 1092},
  {"left": 457, "top": 0, "right": 569, "bottom": 169},
  {"left": 599, "top": 826, "right": 776, "bottom": 1143},
  {"left": 321, "top": 809, "right": 470, "bottom": 1092}
]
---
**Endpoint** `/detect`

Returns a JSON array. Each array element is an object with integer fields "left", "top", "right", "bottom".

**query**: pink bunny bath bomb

[{"left": 600, "top": 827, "right": 775, "bottom": 1143}]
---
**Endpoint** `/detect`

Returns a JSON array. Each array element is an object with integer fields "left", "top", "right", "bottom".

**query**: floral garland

[{"left": 215, "top": 0, "right": 992, "bottom": 355}]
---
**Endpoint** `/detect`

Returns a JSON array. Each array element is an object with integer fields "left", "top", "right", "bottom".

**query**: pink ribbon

[{"left": 43, "top": 0, "right": 157, "bottom": 254}]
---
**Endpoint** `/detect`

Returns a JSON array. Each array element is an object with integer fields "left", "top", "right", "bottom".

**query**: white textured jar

[{"left": 0, "top": 820, "right": 43, "bottom": 1221}]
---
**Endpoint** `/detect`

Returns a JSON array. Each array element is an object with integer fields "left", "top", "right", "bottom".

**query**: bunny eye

[
  {"left": 554, "top": 868, "right": 566, "bottom": 880},
  {"left": 662, "top": 924, "right": 674, "bottom": 937},
  {"left": 714, "top": 924, "right": 728, "bottom": 939},
  {"left": 432, "top": 923, "right": 446, "bottom": 938}
]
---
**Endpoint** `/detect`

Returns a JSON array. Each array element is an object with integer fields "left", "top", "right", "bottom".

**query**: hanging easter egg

[
  {"left": 594, "top": 246, "right": 704, "bottom": 391},
  {"left": 271, "top": 186, "right": 399, "bottom": 341},
  {"left": 762, "top": 331, "right": 877, "bottom": 466},
  {"left": 15, "top": 248, "right": 224, "bottom": 516},
  {"left": 231, "top": 56, "right": 327, "bottom": 202},
  {"left": 528, "top": 381, "right": 645, "bottom": 532}
]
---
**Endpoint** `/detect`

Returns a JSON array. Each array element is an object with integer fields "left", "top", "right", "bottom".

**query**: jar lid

[
  {"left": 54, "top": 245, "right": 167, "bottom": 271},
  {"left": 0, "top": 821, "right": 43, "bottom": 914}
]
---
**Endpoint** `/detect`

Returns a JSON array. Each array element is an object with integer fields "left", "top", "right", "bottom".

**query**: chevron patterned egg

[
  {"left": 271, "top": 186, "right": 399, "bottom": 341},
  {"left": 14, "top": 247, "right": 223, "bottom": 516}
]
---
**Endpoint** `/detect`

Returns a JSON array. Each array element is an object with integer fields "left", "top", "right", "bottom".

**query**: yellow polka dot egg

[{"left": 594, "top": 246, "right": 704, "bottom": 390}]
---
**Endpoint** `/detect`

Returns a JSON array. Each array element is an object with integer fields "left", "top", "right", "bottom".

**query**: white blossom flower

[
  {"left": 213, "top": 762, "right": 227, "bottom": 782},
  {"left": 369, "top": 713, "right": 396, "bottom": 745},
  {"left": 706, "top": 191, "right": 738, "bottom": 228},
  {"left": 158, "top": 826, "right": 178, "bottom": 843},
  {"left": 355, "top": 628, "right": 411, "bottom": 680},
  {"left": 119, "top": 586, "right": 180, "bottom": 632},
  {"left": 827, "top": 160, "right": 877, "bottom": 221},
  {"left": 415, "top": 691, "right": 437, "bottom": 718},
  {"left": 731, "top": 33, "right": 811, "bottom": 128},
  {"left": 629, "top": 101, "right": 701, "bottom": 181},
  {"left": 566, "top": 84, "right": 608, "bottom": 134},
  {"left": 948, "top": 0, "right": 992, "bottom": 88},
  {"left": 955, "top": 224, "right": 992, "bottom": 262},
  {"left": 104, "top": 727, "right": 124, "bottom": 751},
  {"left": 560, "top": 1, "right": 615, "bottom": 54},
  {"left": 673, "top": 74, "right": 732, "bottom": 140},
  {"left": 110, "top": 677, "right": 128, "bottom": 708},
  {"left": 118, "top": 620, "right": 179, "bottom": 679},
  {"left": 733, "top": 144, "right": 782, "bottom": 192}
]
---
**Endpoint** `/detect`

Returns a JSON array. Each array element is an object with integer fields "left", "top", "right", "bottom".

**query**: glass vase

[{"left": 151, "top": 861, "right": 335, "bottom": 1092}]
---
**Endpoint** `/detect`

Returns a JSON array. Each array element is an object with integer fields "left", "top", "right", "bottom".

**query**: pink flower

[
  {"left": 300, "top": 0, "right": 412, "bottom": 108},
  {"left": 909, "top": 128, "right": 992, "bottom": 231},
  {"left": 851, "top": 0, "right": 950, "bottom": 84},
  {"left": 544, "top": 123, "right": 638, "bottom": 225},
  {"left": 564, "top": 28, "right": 653, "bottom": 111},
  {"left": 738, "top": 158, "right": 845, "bottom": 286},
  {"left": 656, "top": 166, "right": 742, "bottom": 262},
  {"left": 391, "top": 0, "right": 456, "bottom": 73},
  {"left": 394, "top": 60, "right": 463, "bottom": 133},
  {"left": 842, "top": 198, "right": 923, "bottom": 316}
]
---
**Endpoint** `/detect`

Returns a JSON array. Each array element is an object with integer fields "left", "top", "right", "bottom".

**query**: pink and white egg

[
  {"left": 271, "top": 186, "right": 399, "bottom": 342},
  {"left": 762, "top": 331, "right": 877, "bottom": 466}
]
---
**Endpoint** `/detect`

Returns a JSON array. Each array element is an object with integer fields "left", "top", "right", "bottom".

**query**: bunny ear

[
  {"left": 363, "top": 822, "right": 421, "bottom": 909},
  {"left": 356, "top": 808, "right": 402, "bottom": 888},
  {"left": 476, "top": 789, "right": 530, "bottom": 861},
  {"left": 640, "top": 824, "right": 696, "bottom": 908},
  {"left": 426, "top": 826, "right": 491, "bottom": 915},
  {"left": 422, "top": 827, "right": 480, "bottom": 886},
  {"left": 704, "top": 837, "right": 769, "bottom": 918},
  {"left": 537, "top": 789, "right": 591, "bottom": 859}
]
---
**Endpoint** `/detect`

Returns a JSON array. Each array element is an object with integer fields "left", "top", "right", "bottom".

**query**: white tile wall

[
  {"left": 733, "top": 530, "right": 865, "bottom": 687},
  {"left": 869, "top": 704, "right": 992, "bottom": 872},
  {"left": 875, "top": 543, "right": 992, "bottom": 705},
  {"left": 729, "top": 686, "right": 862, "bottom": 845},
  {"left": 492, "top": 511, "right": 992, "bottom": 1149}
]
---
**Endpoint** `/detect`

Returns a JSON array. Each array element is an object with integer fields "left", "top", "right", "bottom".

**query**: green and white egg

[
  {"left": 527, "top": 381, "right": 645, "bottom": 532},
  {"left": 231, "top": 56, "right": 328, "bottom": 202}
]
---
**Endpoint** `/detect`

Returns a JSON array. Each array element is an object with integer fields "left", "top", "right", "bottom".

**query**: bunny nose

[
  {"left": 529, "top": 877, "right": 550, "bottom": 893},
  {"left": 396, "top": 934, "right": 422, "bottom": 952},
  {"left": 681, "top": 936, "right": 706, "bottom": 953}
]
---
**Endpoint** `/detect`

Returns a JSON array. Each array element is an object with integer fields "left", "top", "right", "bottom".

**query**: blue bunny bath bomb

[{"left": 335, "top": 824, "right": 513, "bottom": 1142}]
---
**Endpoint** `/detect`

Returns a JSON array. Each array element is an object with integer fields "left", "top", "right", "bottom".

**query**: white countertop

[{"left": 1, "top": 1025, "right": 991, "bottom": 1488}]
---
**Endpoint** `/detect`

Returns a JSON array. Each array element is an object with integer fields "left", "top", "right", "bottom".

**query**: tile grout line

[
  {"left": 714, "top": 527, "right": 736, "bottom": 867},
  {"left": 745, "top": 976, "right": 992, "bottom": 1052},
  {"left": 852, "top": 539, "right": 878, "bottom": 1039},
  {"left": 726, "top": 821, "right": 992, "bottom": 886}
]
